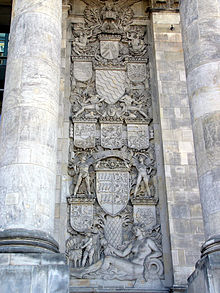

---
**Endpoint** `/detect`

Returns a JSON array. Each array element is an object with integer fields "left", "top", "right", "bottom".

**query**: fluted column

[
  {"left": 0, "top": 0, "right": 62, "bottom": 253},
  {"left": 180, "top": 0, "right": 220, "bottom": 255}
]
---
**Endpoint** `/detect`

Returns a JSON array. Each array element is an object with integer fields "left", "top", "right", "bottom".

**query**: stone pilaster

[
  {"left": 151, "top": 11, "right": 204, "bottom": 288},
  {"left": 180, "top": 0, "right": 220, "bottom": 255},
  {"left": 0, "top": 0, "right": 62, "bottom": 252}
]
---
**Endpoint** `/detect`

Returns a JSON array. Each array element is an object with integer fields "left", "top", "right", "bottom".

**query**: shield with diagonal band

[
  {"left": 100, "top": 40, "right": 119, "bottom": 60},
  {"left": 96, "top": 171, "right": 130, "bottom": 216}
]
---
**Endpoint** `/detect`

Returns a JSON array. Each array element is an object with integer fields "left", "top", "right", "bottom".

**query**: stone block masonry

[{"left": 152, "top": 11, "right": 204, "bottom": 287}]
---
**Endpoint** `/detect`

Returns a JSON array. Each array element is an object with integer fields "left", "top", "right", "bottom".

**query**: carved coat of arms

[
  {"left": 101, "top": 123, "right": 123, "bottom": 149},
  {"left": 96, "top": 70, "right": 126, "bottom": 104},
  {"left": 69, "top": 202, "right": 94, "bottom": 232},
  {"left": 73, "top": 61, "right": 93, "bottom": 82},
  {"left": 133, "top": 205, "right": 156, "bottom": 229},
  {"left": 96, "top": 171, "right": 130, "bottom": 216},
  {"left": 100, "top": 40, "right": 119, "bottom": 60},
  {"left": 74, "top": 122, "right": 96, "bottom": 149},
  {"left": 127, "top": 124, "right": 149, "bottom": 150},
  {"left": 127, "top": 63, "right": 147, "bottom": 83}
]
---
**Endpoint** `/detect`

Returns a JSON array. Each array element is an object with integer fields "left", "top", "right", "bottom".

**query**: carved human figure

[
  {"left": 66, "top": 237, "right": 83, "bottom": 268},
  {"left": 134, "top": 156, "right": 151, "bottom": 197},
  {"left": 99, "top": 225, "right": 162, "bottom": 279},
  {"left": 73, "top": 155, "right": 92, "bottom": 196},
  {"left": 71, "top": 225, "right": 162, "bottom": 281},
  {"left": 81, "top": 233, "right": 95, "bottom": 267}
]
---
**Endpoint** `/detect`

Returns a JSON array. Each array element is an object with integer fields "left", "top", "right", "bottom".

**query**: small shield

[
  {"left": 127, "top": 63, "right": 147, "bottom": 83},
  {"left": 74, "top": 61, "right": 93, "bottom": 82},
  {"left": 127, "top": 124, "right": 149, "bottom": 150},
  {"left": 133, "top": 205, "right": 156, "bottom": 229},
  {"left": 74, "top": 122, "right": 96, "bottom": 149},
  {"left": 96, "top": 171, "right": 130, "bottom": 216},
  {"left": 70, "top": 203, "right": 94, "bottom": 232},
  {"left": 100, "top": 40, "right": 119, "bottom": 60},
  {"left": 101, "top": 123, "right": 123, "bottom": 149},
  {"left": 96, "top": 70, "right": 126, "bottom": 104}
]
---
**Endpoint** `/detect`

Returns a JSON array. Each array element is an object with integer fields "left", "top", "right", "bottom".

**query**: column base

[
  {"left": 170, "top": 285, "right": 187, "bottom": 293},
  {"left": 201, "top": 236, "right": 220, "bottom": 257},
  {"left": 0, "top": 229, "right": 59, "bottom": 253},
  {"left": 187, "top": 251, "right": 220, "bottom": 293},
  {"left": 0, "top": 253, "right": 69, "bottom": 293}
]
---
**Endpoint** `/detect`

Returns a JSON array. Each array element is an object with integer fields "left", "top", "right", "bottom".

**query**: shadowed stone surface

[
  {"left": 180, "top": 0, "right": 220, "bottom": 292},
  {"left": 0, "top": 0, "right": 62, "bottom": 237},
  {"left": 0, "top": 253, "right": 69, "bottom": 293},
  {"left": 187, "top": 252, "right": 220, "bottom": 293},
  {"left": 180, "top": 0, "right": 220, "bottom": 246}
]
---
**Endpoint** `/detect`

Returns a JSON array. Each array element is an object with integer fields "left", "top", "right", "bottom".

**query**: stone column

[
  {"left": 0, "top": 0, "right": 62, "bottom": 253},
  {"left": 180, "top": 0, "right": 220, "bottom": 255}
]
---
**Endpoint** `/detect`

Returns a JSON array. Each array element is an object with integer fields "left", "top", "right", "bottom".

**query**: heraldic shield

[
  {"left": 96, "top": 171, "right": 130, "bottom": 216},
  {"left": 100, "top": 40, "right": 119, "bottom": 60},
  {"left": 68, "top": 198, "right": 94, "bottom": 232},
  {"left": 96, "top": 70, "right": 126, "bottom": 104}
]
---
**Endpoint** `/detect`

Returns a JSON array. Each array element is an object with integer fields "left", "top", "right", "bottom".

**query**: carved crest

[
  {"left": 96, "top": 70, "right": 126, "bottom": 104},
  {"left": 96, "top": 170, "right": 130, "bottom": 216},
  {"left": 100, "top": 40, "right": 120, "bottom": 60},
  {"left": 74, "top": 122, "right": 96, "bottom": 149},
  {"left": 133, "top": 205, "right": 156, "bottom": 229},
  {"left": 127, "top": 123, "right": 149, "bottom": 150},
  {"left": 69, "top": 200, "right": 94, "bottom": 232},
  {"left": 101, "top": 123, "right": 123, "bottom": 149},
  {"left": 127, "top": 63, "right": 147, "bottom": 83},
  {"left": 73, "top": 61, "right": 93, "bottom": 82}
]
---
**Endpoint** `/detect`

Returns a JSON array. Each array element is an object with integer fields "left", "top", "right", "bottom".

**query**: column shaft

[
  {"left": 0, "top": 0, "right": 62, "bottom": 252},
  {"left": 180, "top": 0, "right": 220, "bottom": 254}
]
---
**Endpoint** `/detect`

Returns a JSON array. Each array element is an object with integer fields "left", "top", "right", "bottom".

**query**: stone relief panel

[{"left": 66, "top": 0, "right": 165, "bottom": 290}]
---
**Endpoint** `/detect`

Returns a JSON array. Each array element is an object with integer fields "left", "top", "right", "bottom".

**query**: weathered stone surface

[
  {"left": 0, "top": 0, "right": 62, "bottom": 239},
  {"left": 152, "top": 11, "right": 204, "bottom": 286},
  {"left": 0, "top": 253, "right": 69, "bottom": 293},
  {"left": 180, "top": 0, "right": 220, "bottom": 244},
  {"left": 187, "top": 252, "right": 220, "bottom": 293}
]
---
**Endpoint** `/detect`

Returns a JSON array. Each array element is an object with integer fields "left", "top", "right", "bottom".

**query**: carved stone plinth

[{"left": 187, "top": 252, "right": 220, "bottom": 293}]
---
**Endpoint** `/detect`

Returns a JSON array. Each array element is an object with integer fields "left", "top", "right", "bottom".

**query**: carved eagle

[{"left": 80, "top": 0, "right": 142, "bottom": 8}]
